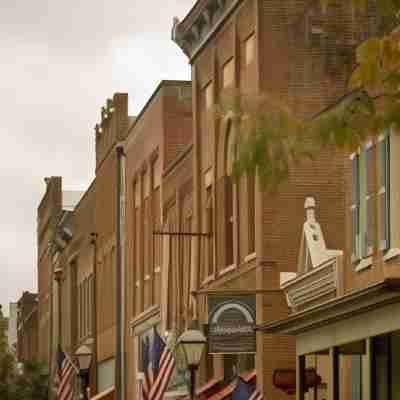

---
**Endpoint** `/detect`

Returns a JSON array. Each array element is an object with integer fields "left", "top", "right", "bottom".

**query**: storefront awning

[
  {"left": 207, "top": 370, "right": 256, "bottom": 400},
  {"left": 90, "top": 386, "right": 115, "bottom": 400}
]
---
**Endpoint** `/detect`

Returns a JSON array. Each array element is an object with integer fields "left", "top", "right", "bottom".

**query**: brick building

[
  {"left": 260, "top": 125, "right": 400, "bottom": 399},
  {"left": 37, "top": 176, "right": 63, "bottom": 366},
  {"left": 124, "top": 80, "right": 193, "bottom": 400},
  {"left": 16, "top": 291, "right": 39, "bottom": 363},
  {"left": 169, "top": 0, "right": 383, "bottom": 398},
  {"left": 31, "top": 1, "right": 390, "bottom": 399},
  {"left": 93, "top": 93, "right": 130, "bottom": 397}
]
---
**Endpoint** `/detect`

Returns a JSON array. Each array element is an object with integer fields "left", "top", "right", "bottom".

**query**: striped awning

[{"left": 207, "top": 370, "right": 256, "bottom": 400}]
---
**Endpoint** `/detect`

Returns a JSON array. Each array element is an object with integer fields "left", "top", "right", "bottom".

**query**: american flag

[
  {"left": 54, "top": 348, "right": 75, "bottom": 400},
  {"left": 232, "top": 377, "right": 263, "bottom": 400},
  {"left": 141, "top": 328, "right": 176, "bottom": 400}
]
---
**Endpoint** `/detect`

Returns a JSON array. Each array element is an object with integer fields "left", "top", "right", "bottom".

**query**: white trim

[
  {"left": 378, "top": 133, "right": 386, "bottom": 142},
  {"left": 90, "top": 387, "right": 115, "bottom": 400},
  {"left": 164, "top": 390, "right": 189, "bottom": 398},
  {"left": 136, "top": 372, "right": 144, "bottom": 382},
  {"left": 244, "top": 252, "right": 257, "bottom": 263},
  {"left": 355, "top": 256, "right": 373, "bottom": 272},
  {"left": 201, "top": 274, "right": 215, "bottom": 286},
  {"left": 204, "top": 168, "right": 213, "bottom": 188},
  {"left": 219, "top": 264, "right": 236, "bottom": 276},
  {"left": 211, "top": 303, "right": 254, "bottom": 324},
  {"left": 383, "top": 248, "right": 400, "bottom": 261}
]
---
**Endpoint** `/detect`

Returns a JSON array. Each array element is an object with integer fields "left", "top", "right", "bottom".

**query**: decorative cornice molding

[{"left": 172, "top": 0, "right": 238, "bottom": 62}]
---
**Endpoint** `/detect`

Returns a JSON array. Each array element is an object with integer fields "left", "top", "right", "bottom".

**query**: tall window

[
  {"left": 223, "top": 58, "right": 235, "bottom": 89},
  {"left": 245, "top": 33, "right": 255, "bottom": 66},
  {"left": 205, "top": 186, "right": 214, "bottom": 277},
  {"left": 248, "top": 174, "right": 255, "bottom": 255},
  {"left": 351, "top": 154, "right": 360, "bottom": 260},
  {"left": 205, "top": 82, "right": 214, "bottom": 110},
  {"left": 351, "top": 133, "right": 390, "bottom": 261},
  {"left": 152, "top": 158, "right": 161, "bottom": 274},
  {"left": 78, "top": 274, "right": 94, "bottom": 340},
  {"left": 379, "top": 135, "right": 390, "bottom": 250},
  {"left": 143, "top": 170, "right": 150, "bottom": 283},
  {"left": 225, "top": 124, "right": 235, "bottom": 267}
]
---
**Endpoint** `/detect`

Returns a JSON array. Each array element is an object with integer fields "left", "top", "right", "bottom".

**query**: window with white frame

[
  {"left": 378, "top": 134, "right": 390, "bottom": 250},
  {"left": 351, "top": 132, "right": 390, "bottom": 261}
]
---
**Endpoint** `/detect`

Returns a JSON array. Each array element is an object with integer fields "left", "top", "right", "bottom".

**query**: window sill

[
  {"left": 219, "top": 264, "right": 236, "bottom": 276},
  {"left": 354, "top": 257, "right": 373, "bottom": 272},
  {"left": 244, "top": 252, "right": 256, "bottom": 263},
  {"left": 201, "top": 274, "right": 215, "bottom": 286},
  {"left": 353, "top": 248, "right": 400, "bottom": 272},
  {"left": 383, "top": 248, "right": 400, "bottom": 262}
]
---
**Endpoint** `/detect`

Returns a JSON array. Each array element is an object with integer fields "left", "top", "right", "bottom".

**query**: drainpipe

[
  {"left": 115, "top": 145, "right": 126, "bottom": 400},
  {"left": 90, "top": 232, "right": 98, "bottom": 396}
]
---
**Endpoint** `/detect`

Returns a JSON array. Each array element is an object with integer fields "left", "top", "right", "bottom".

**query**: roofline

[
  {"left": 175, "top": 0, "right": 242, "bottom": 64},
  {"left": 123, "top": 80, "right": 192, "bottom": 151},
  {"left": 257, "top": 278, "right": 400, "bottom": 335},
  {"left": 69, "top": 177, "right": 96, "bottom": 214},
  {"left": 179, "top": 0, "right": 208, "bottom": 30},
  {"left": 37, "top": 176, "right": 62, "bottom": 212}
]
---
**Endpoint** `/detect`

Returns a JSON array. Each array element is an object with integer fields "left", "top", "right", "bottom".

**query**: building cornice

[
  {"left": 172, "top": 0, "right": 241, "bottom": 63},
  {"left": 257, "top": 279, "right": 400, "bottom": 335}
]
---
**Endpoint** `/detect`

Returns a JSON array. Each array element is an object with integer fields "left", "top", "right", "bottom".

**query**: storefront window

[
  {"left": 372, "top": 332, "right": 400, "bottom": 400},
  {"left": 373, "top": 335, "right": 390, "bottom": 400}
]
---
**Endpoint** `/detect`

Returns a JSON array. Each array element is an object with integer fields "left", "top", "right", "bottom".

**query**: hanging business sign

[{"left": 207, "top": 294, "right": 256, "bottom": 354}]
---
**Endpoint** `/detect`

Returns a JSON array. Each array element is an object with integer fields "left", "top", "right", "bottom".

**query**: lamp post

[
  {"left": 176, "top": 329, "right": 207, "bottom": 400},
  {"left": 75, "top": 345, "right": 93, "bottom": 400}
]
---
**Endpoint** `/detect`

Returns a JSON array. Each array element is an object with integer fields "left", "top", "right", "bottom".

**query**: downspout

[
  {"left": 115, "top": 145, "right": 126, "bottom": 400},
  {"left": 90, "top": 232, "right": 98, "bottom": 396}
]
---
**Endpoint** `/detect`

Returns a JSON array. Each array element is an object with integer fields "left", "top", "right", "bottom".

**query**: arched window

[{"left": 225, "top": 121, "right": 235, "bottom": 267}]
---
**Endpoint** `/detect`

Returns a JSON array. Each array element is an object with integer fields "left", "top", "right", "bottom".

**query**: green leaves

[
  {"left": 0, "top": 307, "right": 48, "bottom": 400},
  {"left": 217, "top": 90, "right": 315, "bottom": 192},
  {"left": 216, "top": 1, "right": 400, "bottom": 192}
]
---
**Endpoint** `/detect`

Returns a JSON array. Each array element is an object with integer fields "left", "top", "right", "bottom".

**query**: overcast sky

[{"left": 0, "top": 0, "right": 196, "bottom": 315}]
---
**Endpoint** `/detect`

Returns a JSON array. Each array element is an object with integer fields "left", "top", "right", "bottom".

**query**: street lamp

[
  {"left": 75, "top": 345, "right": 93, "bottom": 400},
  {"left": 177, "top": 329, "right": 207, "bottom": 400}
]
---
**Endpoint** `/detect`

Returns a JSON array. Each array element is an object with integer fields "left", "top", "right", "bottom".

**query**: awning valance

[{"left": 207, "top": 370, "right": 256, "bottom": 400}]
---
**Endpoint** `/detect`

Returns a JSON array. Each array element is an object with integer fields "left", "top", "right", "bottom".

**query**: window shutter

[
  {"left": 225, "top": 176, "right": 234, "bottom": 266},
  {"left": 365, "top": 146, "right": 374, "bottom": 255},
  {"left": 351, "top": 155, "right": 360, "bottom": 260},
  {"left": 379, "top": 135, "right": 390, "bottom": 250}
]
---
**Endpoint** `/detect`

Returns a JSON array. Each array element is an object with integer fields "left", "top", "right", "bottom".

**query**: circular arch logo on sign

[{"left": 207, "top": 295, "right": 256, "bottom": 354}]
